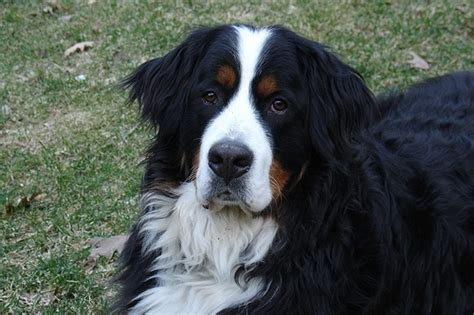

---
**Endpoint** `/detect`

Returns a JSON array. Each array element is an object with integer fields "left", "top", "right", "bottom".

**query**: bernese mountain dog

[{"left": 114, "top": 24, "right": 474, "bottom": 314}]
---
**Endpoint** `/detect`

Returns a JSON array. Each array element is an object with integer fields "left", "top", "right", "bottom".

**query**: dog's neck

[{"left": 131, "top": 182, "right": 278, "bottom": 314}]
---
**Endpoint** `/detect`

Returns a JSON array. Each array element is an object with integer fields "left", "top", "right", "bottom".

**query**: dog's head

[{"left": 124, "top": 25, "right": 374, "bottom": 214}]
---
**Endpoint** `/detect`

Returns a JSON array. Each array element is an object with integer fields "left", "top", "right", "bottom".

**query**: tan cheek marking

[
  {"left": 216, "top": 65, "right": 236, "bottom": 88},
  {"left": 257, "top": 75, "right": 278, "bottom": 98},
  {"left": 270, "top": 160, "right": 291, "bottom": 201}
]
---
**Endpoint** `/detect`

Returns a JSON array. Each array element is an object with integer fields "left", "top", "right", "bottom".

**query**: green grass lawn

[{"left": 1, "top": 0, "right": 472, "bottom": 313}]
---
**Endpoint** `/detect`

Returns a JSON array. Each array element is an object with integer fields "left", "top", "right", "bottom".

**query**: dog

[{"left": 114, "top": 24, "right": 474, "bottom": 314}]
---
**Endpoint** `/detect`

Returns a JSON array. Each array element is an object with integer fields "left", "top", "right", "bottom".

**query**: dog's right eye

[{"left": 202, "top": 91, "right": 218, "bottom": 105}]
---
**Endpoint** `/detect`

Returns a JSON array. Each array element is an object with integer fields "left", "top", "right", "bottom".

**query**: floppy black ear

[
  {"left": 298, "top": 39, "right": 375, "bottom": 159},
  {"left": 122, "top": 27, "right": 214, "bottom": 137}
]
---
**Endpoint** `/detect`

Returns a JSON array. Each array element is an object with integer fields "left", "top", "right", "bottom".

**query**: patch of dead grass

[{"left": 1, "top": 110, "right": 94, "bottom": 152}]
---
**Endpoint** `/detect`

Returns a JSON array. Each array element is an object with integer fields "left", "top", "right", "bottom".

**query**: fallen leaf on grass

[
  {"left": 42, "top": 0, "right": 63, "bottom": 14},
  {"left": 3, "top": 192, "right": 47, "bottom": 217},
  {"left": 31, "top": 192, "right": 47, "bottom": 202},
  {"left": 42, "top": 6, "right": 54, "bottom": 14},
  {"left": 88, "top": 234, "right": 129, "bottom": 260},
  {"left": 16, "top": 196, "right": 30, "bottom": 209},
  {"left": 48, "top": 0, "right": 63, "bottom": 10},
  {"left": 408, "top": 51, "right": 430, "bottom": 70},
  {"left": 64, "top": 41, "right": 94, "bottom": 57}
]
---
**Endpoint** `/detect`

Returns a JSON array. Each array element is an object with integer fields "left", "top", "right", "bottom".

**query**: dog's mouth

[
  {"left": 217, "top": 190, "right": 236, "bottom": 201},
  {"left": 200, "top": 188, "right": 253, "bottom": 214}
]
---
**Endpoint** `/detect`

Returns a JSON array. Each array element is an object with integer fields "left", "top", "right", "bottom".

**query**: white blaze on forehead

[
  {"left": 214, "top": 26, "right": 272, "bottom": 139},
  {"left": 196, "top": 26, "right": 274, "bottom": 212},
  {"left": 235, "top": 26, "right": 271, "bottom": 98}
]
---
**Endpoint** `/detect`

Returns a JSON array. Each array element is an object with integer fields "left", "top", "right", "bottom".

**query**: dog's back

[
  {"left": 373, "top": 71, "right": 474, "bottom": 200},
  {"left": 357, "top": 71, "right": 474, "bottom": 313}
]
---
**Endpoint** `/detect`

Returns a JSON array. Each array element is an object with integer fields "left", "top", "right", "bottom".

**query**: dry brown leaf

[
  {"left": 42, "top": 0, "right": 62, "bottom": 14},
  {"left": 16, "top": 196, "right": 30, "bottom": 209},
  {"left": 88, "top": 234, "right": 129, "bottom": 260},
  {"left": 408, "top": 51, "right": 430, "bottom": 70},
  {"left": 64, "top": 41, "right": 94, "bottom": 57},
  {"left": 42, "top": 6, "right": 54, "bottom": 14},
  {"left": 32, "top": 193, "right": 47, "bottom": 202},
  {"left": 48, "top": 0, "right": 62, "bottom": 10},
  {"left": 3, "top": 191, "right": 46, "bottom": 217}
]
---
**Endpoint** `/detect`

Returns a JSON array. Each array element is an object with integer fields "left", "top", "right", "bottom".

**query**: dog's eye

[
  {"left": 270, "top": 99, "right": 288, "bottom": 114},
  {"left": 202, "top": 91, "right": 218, "bottom": 105}
]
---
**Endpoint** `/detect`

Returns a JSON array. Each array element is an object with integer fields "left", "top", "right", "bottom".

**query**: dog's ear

[
  {"left": 298, "top": 39, "right": 375, "bottom": 159},
  {"left": 122, "top": 28, "right": 213, "bottom": 136}
]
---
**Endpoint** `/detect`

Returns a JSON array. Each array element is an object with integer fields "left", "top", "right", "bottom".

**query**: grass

[{"left": 0, "top": 0, "right": 472, "bottom": 313}]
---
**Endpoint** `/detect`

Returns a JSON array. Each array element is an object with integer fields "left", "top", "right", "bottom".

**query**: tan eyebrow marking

[
  {"left": 216, "top": 65, "right": 237, "bottom": 88},
  {"left": 257, "top": 75, "right": 279, "bottom": 98}
]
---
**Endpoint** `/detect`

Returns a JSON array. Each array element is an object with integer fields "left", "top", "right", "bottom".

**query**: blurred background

[{"left": 1, "top": 0, "right": 472, "bottom": 312}]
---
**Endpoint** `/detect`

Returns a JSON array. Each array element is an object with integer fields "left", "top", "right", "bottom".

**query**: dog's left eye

[
  {"left": 202, "top": 91, "right": 218, "bottom": 105},
  {"left": 269, "top": 99, "right": 288, "bottom": 114}
]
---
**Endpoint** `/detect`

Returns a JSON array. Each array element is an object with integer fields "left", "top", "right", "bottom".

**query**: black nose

[{"left": 208, "top": 140, "right": 253, "bottom": 184}]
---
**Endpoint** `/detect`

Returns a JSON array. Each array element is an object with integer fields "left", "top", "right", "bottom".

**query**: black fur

[{"left": 115, "top": 25, "right": 474, "bottom": 313}]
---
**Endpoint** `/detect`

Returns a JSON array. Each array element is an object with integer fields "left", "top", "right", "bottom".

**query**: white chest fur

[{"left": 130, "top": 183, "right": 278, "bottom": 314}]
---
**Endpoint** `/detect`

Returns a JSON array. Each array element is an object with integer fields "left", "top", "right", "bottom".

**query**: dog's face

[{"left": 125, "top": 25, "right": 373, "bottom": 214}]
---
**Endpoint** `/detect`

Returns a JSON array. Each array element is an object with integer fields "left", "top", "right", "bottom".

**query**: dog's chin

[
  {"left": 195, "top": 175, "right": 272, "bottom": 215},
  {"left": 197, "top": 190, "right": 262, "bottom": 216},
  {"left": 204, "top": 196, "right": 249, "bottom": 215}
]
